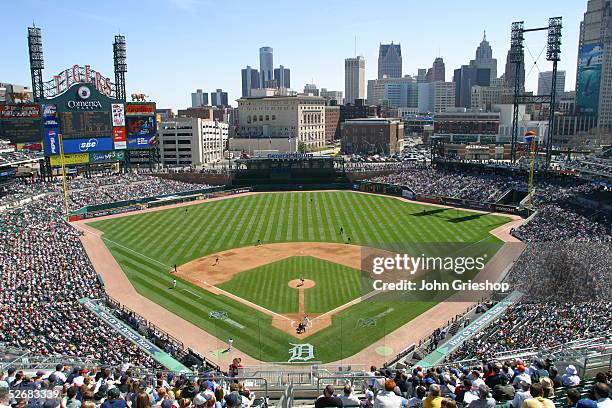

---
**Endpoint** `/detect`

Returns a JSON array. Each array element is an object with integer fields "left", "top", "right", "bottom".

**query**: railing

[
  {"left": 0, "top": 353, "right": 100, "bottom": 372},
  {"left": 315, "top": 375, "right": 386, "bottom": 393},
  {"left": 583, "top": 351, "right": 612, "bottom": 374},
  {"left": 215, "top": 376, "right": 269, "bottom": 406},
  {"left": 105, "top": 296, "right": 186, "bottom": 351},
  {"left": 279, "top": 383, "right": 294, "bottom": 408}
]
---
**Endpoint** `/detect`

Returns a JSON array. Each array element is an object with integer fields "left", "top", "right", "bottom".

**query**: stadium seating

[{"left": 0, "top": 174, "right": 210, "bottom": 368}]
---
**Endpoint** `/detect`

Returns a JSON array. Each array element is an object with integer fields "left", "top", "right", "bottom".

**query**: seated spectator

[
  {"left": 408, "top": 386, "right": 426, "bottom": 408},
  {"left": 493, "top": 374, "right": 515, "bottom": 402},
  {"left": 594, "top": 383, "right": 611, "bottom": 408},
  {"left": 565, "top": 389, "right": 582, "bottom": 408},
  {"left": 513, "top": 367, "right": 531, "bottom": 389},
  {"left": 101, "top": 388, "right": 126, "bottom": 408},
  {"left": 339, "top": 384, "right": 361, "bottom": 407},
  {"left": 362, "top": 390, "right": 375, "bottom": 408},
  {"left": 316, "top": 385, "right": 343, "bottom": 408},
  {"left": 467, "top": 385, "right": 495, "bottom": 408},
  {"left": 224, "top": 394, "right": 241, "bottom": 408},
  {"left": 562, "top": 367, "right": 582, "bottom": 387},
  {"left": 424, "top": 384, "right": 443, "bottom": 408},
  {"left": 375, "top": 380, "right": 403, "bottom": 408},
  {"left": 540, "top": 378, "right": 555, "bottom": 398},
  {"left": 0, "top": 386, "right": 10, "bottom": 408},
  {"left": 522, "top": 383, "right": 554, "bottom": 408},
  {"left": 455, "top": 379, "right": 472, "bottom": 403},
  {"left": 577, "top": 400, "right": 598, "bottom": 408},
  {"left": 512, "top": 381, "right": 532, "bottom": 408}
]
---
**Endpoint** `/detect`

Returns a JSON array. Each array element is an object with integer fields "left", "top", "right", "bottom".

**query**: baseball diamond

[{"left": 81, "top": 190, "right": 515, "bottom": 363}]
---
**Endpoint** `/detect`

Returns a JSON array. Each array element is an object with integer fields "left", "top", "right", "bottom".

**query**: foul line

[
  {"left": 182, "top": 288, "right": 202, "bottom": 299},
  {"left": 187, "top": 276, "right": 292, "bottom": 322},
  {"left": 77, "top": 224, "right": 172, "bottom": 270},
  {"left": 100, "top": 236, "right": 172, "bottom": 269}
]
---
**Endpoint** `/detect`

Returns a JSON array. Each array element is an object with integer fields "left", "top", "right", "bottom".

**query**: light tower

[{"left": 113, "top": 35, "right": 127, "bottom": 101}]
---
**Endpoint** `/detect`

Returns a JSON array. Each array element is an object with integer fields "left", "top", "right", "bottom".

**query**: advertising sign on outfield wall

[{"left": 50, "top": 153, "right": 90, "bottom": 166}]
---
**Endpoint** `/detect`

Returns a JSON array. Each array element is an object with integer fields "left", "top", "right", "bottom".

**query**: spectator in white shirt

[
  {"left": 561, "top": 366, "right": 581, "bottom": 387},
  {"left": 512, "top": 366, "right": 531, "bottom": 389},
  {"left": 594, "top": 383, "right": 612, "bottom": 408},
  {"left": 512, "top": 381, "right": 532, "bottom": 408},
  {"left": 339, "top": 384, "right": 361, "bottom": 407},
  {"left": 52, "top": 365, "right": 67, "bottom": 384},
  {"left": 375, "top": 380, "right": 403, "bottom": 408}
]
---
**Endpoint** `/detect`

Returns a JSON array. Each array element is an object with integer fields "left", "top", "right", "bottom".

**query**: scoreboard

[
  {"left": 59, "top": 111, "right": 112, "bottom": 138},
  {"left": 0, "top": 104, "right": 42, "bottom": 143}
]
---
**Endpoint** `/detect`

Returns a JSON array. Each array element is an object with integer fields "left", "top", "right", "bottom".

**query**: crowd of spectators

[
  {"left": 504, "top": 242, "right": 611, "bottom": 302},
  {"left": 446, "top": 302, "right": 612, "bottom": 363},
  {"left": 366, "top": 166, "right": 610, "bottom": 242},
  {"left": 368, "top": 167, "right": 523, "bottom": 203},
  {"left": 0, "top": 364, "right": 258, "bottom": 408},
  {"left": 560, "top": 157, "right": 612, "bottom": 178},
  {"left": 316, "top": 360, "right": 611, "bottom": 408},
  {"left": 1, "top": 174, "right": 207, "bottom": 210},
  {"left": 0, "top": 173, "right": 211, "bottom": 367},
  {"left": 511, "top": 204, "right": 611, "bottom": 243},
  {"left": 0, "top": 149, "right": 43, "bottom": 166}
]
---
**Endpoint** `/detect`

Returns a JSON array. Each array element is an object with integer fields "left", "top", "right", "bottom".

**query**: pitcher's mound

[{"left": 288, "top": 279, "right": 316, "bottom": 289}]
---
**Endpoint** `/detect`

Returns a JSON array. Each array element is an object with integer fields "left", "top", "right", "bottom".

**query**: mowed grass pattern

[
  {"left": 218, "top": 256, "right": 364, "bottom": 314},
  {"left": 89, "top": 191, "right": 510, "bottom": 362}
]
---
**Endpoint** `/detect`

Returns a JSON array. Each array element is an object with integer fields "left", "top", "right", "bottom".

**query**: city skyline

[{"left": 3, "top": 0, "right": 585, "bottom": 108}]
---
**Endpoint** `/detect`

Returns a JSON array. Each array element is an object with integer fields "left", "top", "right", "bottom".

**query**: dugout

[{"left": 232, "top": 154, "right": 350, "bottom": 189}]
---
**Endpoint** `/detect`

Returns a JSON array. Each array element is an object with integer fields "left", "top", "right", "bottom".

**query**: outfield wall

[{"left": 69, "top": 187, "right": 251, "bottom": 221}]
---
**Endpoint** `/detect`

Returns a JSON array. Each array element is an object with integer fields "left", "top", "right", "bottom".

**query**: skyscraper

[
  {"left": 416, "top": 69, "right": 427, "bottom": 83},
  {"left": 367, "top": 76, "right": 418, "bottom": 108},
  {"left": 538, "top": 71, "right": 566, "bottom": 98},
  {"left": 274, "top": 65, "right": 291, "bottom": 89},
  {"left": 470, "top": 31, "right": 497, "bottom": 81},
  {"left": 259, "top": 46, "right": 274, "bottom": 88},
  {"left": 303, "top": 83, "right": 319, "bottom": 96},
  {"left": 378, "top": 43, "right": 402, "bottom": 79},
  {"left": 453, "top": 65, "right": 491, "bottom": 108},
  {"left": 503, "top": 49, "right": 525, "bottom": 90},
  {"left": 576, "top": 0, "right": 612, "bottom": 129},
  {"left": 345, "top": 56, "right": 365, "bottom": 104},
  {"left": 241, "top": 65, "right": 260, "bottom": 97},
  {"left": 191, "top": 89, "right": 208, "bottom": 107},
  {"left": 211, "top": 89, "right": 229, "bottom": 107},
  {"left": 425, "top": 57, "right": 445, "bottom": 82}
]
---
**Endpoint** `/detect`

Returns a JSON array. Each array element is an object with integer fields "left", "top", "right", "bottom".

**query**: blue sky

[{"left": 3, "top": 0, "right": 586, "bottom": 108}]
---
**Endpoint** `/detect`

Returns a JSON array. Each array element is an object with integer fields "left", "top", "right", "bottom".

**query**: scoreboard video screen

[
  {"left": 0, "top": 104, "right": 42, "bottom": 143},
  {"left": 59, "top": 111, "right": 112, "bottom": 138}
]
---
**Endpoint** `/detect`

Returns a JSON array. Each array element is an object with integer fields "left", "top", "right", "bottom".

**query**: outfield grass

[
  {"left": 218, "top": 256, "right": 365, "bottom": 314},
  {"left": 89, "top": 191, "right": 510, "bottom": 362}
]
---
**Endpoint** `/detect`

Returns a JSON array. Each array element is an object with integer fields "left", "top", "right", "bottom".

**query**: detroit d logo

[{"left": 288, "top": 343, "right": 314, "bottom": 362}]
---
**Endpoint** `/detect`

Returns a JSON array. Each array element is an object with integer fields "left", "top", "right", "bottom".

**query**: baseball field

[{"left": 86, "top": 191, "right": 512, "bottom": 363}]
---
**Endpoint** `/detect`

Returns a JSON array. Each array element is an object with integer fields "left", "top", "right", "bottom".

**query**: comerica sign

[{"left": 67, "top": 100, "right": 103, "bottom": 110}]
